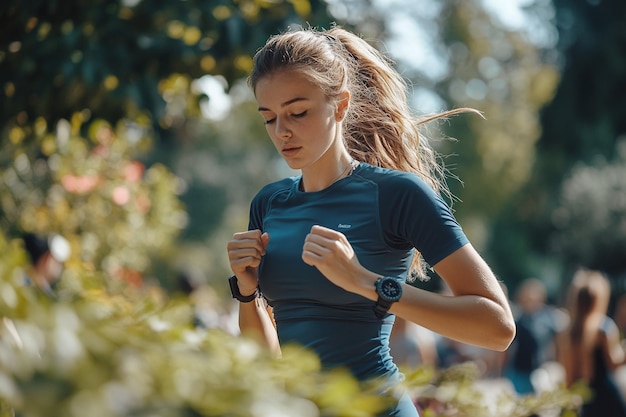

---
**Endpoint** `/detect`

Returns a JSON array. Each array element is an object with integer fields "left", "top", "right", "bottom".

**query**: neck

[{"left": 300, "top": 155, "right": 357, "bottom": 192}]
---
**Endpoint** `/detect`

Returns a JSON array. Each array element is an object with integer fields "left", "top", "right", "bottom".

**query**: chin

[{"left": 282, "top": 159, "right": 304, "bottom": 171}]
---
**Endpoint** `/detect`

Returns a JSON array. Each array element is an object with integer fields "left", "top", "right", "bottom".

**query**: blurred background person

[
  {"left": 557, "top": 268, "right": 626, "bottom": 417},
  {"left": 504, "top": 277, "right": 568, "bottom": 395},
  {"left": 21, "top": 233, "right": 70, "bottom": 297},
  {"left": 175, "top": 269, "right": 239, "bottom": 334}
]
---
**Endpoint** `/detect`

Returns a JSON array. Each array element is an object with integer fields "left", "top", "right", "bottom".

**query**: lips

[{"left": 281, "top": 146, "right": 301, "bottom": 157}]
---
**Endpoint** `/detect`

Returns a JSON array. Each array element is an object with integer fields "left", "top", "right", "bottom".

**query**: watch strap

[
  {"left": 228, "top": 275, "right": 258, "bottom": 303},
  {"left": 373, "top": 299, "right": 393, "bottom": 319}
]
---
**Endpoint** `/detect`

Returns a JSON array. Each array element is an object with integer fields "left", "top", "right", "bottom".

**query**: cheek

[{"left": 268, "top": 130, "right": 282, "bottom": 149}]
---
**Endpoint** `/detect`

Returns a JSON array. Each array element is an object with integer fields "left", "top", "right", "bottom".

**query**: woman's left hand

[{"left": 302, "top": 225, "right": 368, "bottom": 294}]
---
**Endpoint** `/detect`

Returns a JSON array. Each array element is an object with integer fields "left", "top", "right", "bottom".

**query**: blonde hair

[{"left": 249, "top": 25, "right": 477, "bottom": 279}]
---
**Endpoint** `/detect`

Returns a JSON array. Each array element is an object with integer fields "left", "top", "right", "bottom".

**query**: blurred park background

[{"left": 1, "top": 0, "right": 625, "bottom": 416}]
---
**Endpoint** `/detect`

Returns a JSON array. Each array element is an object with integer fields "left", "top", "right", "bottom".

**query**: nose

[{"left": 275, "top": 117, "right": 291, "bottom": 140}]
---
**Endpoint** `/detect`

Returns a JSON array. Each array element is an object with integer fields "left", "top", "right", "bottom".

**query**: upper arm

[{"left": 433, "top": 243, "right": 509, "bottom": 306}]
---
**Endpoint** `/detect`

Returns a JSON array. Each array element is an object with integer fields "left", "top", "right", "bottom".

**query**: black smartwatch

[
  {"left": 228, "top": 275, "right": 258, "bottom": 303},
  {"left": 373, "top": 276, "right": 403, "bottom": 318}
]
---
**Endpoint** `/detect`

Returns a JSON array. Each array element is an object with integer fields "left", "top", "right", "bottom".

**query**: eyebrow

[{"left": 258, "top": 97, "right": 309, "bottom": 112}]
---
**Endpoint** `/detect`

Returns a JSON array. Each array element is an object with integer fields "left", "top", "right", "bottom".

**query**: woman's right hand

[{"left": 227, "top": 230, "right": 270, "bottom": 295}]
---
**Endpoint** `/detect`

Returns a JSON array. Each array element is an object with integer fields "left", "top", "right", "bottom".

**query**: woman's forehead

[{"left": 255, "top": 71, "right": 323, "bottom": 108}]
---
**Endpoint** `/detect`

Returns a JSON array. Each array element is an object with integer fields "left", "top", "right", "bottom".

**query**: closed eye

[{"left": 262, "top": 109, "right": 306, "bottom": 125}]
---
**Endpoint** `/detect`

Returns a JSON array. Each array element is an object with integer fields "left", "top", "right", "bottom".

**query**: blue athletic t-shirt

[{"left": 248, "top": 162, "right": 468, "bottom": 382}]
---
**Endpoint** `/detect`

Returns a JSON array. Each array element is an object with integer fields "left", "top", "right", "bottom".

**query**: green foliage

[
  {"left": 551, "top": 140, "right": 626, "bottom": 274},
  {"left": 0, "top": 231, "right": 391, "bottom": 417},
  {"left": 0, "top": 0, "right": 322, "bottom": 131},
  {"left": 492, "top": 0, "right": 626, "bottom": 286},
  {"left": 0, "top": 117, "right": 184, "bottom": 280},
  {"left": 540, "top": 0, "right": 626, "bottom": 168},
  {"left": 436, "top": 1, "right": 559, "bottom": 230},
  {"left": 401, "top": 362, "right": 586, "bottom": 417}
]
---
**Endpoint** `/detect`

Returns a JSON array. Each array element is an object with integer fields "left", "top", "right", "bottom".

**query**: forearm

[
  {"left": 238, "top": 298, "right": 281, "bottom": 355},
  {"left": 399, "top": 245, "right": 514, "bottom": 351},
  {"left": 349, "top": 247, "right": 515, "bottom": 351},
  {"left": 392, "top": 287, "right": 514, "bottom": 351}
]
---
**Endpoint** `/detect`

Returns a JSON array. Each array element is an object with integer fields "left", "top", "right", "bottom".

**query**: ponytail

[{"left": 327, "top": 27, "right": 480, "bottom": 199}]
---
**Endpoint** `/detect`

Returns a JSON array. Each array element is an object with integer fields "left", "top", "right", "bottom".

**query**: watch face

[{"left": 378, "top": 277, "right": 402, "bottom": 302}]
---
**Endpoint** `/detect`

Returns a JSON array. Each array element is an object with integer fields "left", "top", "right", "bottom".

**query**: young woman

[
  {"left": 557, "top": 269, "right": 626, "bottom": 417},
  {"left": 226, "top": 26, "right": 515, "bottom": 416}
]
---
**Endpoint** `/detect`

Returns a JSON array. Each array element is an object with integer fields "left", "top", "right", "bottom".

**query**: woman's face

[{"left": 255, "top": 70, "right": 345, "bottom": 171}]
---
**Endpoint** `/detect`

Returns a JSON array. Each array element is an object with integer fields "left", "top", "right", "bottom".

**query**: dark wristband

[{"left": 228, "top": 275, "right": 258, "bottom": 303}]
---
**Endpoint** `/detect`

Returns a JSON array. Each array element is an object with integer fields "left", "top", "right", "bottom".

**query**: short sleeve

[
  {"left": 248, "top": 192, "right": 265, "bottom": 231},
  {"left": 378, "top": 173, "right": 469, "bottom": 266},
  {"left": 247, "top": 178, "right": 296, "bottom": 231}
]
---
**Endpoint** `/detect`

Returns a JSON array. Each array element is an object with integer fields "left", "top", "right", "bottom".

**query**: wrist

[
  {"left": 228, "top": 275, "right": 258, "bottom": 303},
  {"left": 351, "top": 270, "right": 381, "bottom": 301},
  {"left": 237, "top": 281, "right": 257, "bottom": 297},
  {"left": 373, "top": 276, "right": 403, "bottom": 319}
]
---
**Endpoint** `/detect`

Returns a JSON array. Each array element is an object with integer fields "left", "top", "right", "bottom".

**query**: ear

[{"left": 335, "top": 90, "right": 351, "bottom": 122}]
